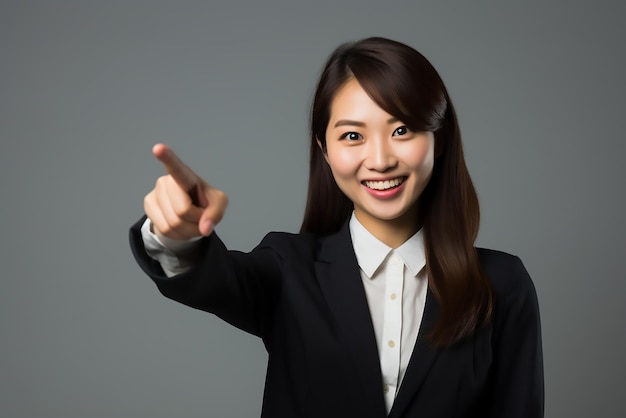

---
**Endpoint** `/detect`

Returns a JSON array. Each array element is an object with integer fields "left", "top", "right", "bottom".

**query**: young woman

[{"left": 129, "top": 37, "right": 544, "bottom": 417}]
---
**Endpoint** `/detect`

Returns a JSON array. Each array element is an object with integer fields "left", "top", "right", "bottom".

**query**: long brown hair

[{"left": 301, "top": 37, "right": 493, "bottom": 347}]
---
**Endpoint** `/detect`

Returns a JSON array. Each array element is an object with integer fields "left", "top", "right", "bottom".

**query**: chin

[{"left": 362, "top": 205, "right": 417, "bottom": 224}]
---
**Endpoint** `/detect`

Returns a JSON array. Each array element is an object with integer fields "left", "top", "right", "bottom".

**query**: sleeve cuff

[{"left": 140, "top": 218, "right": 202, "bottom": 277}]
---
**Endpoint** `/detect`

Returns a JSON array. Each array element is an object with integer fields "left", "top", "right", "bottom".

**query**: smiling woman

[
  {"left": 130, "top": 37, "right": 544, "bottom": 417},
  {"left": 321, "top": 78, "right": 435, "bottom": 248},
  {"left": 303, "top": 38, "right": 492, "bottom": 347}
]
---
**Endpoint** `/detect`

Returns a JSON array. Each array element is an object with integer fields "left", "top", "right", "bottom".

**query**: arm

[
  {"left": 130, "top": 144, "right": 282, "bottom": 336},
  {"left": 130, "top": 215, "right": 282, "bottom": 338},
  {"left": 489, "top": 256, "right": 544, "bottom": 417}
]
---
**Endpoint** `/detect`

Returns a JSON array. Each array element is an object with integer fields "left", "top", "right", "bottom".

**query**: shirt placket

[{"left": 380, "top": 252, "right": 404, "bottom": 413}]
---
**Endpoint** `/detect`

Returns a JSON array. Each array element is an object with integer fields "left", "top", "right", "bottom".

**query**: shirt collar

[{"left": 349, "top": 213, "right": 426, "bottom": 279}]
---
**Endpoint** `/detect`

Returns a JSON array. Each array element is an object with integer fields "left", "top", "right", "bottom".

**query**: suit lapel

[
  {"left": 388, "top": 287, "right": 441, "bottom": 418},
  {"left": 315, "top": 223, "right": 387, "bottom": 417},
  {"left": 314, "top": 222, "right": 443, "bottom": 417}
]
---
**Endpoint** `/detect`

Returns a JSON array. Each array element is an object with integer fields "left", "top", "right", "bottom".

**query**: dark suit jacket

[{"left": 130, "top": 218, "right": 544, "bottom": 417}]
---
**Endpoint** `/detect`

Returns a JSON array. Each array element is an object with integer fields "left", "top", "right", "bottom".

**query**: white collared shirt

[{"left": 349, "top": 214, "right": 428, "bottom": 414}]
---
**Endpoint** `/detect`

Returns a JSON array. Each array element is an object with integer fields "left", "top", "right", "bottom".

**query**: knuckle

[
  {"left": 155, "top": 175, "right": 169, "bottom": 188},
  {"left": 169, "top": 216, "right": 185, "bottom": 230},
  {"left": 172, "top": 201, "right": 192, "bottom": 222},
  {"left": 160, "top": 218, "right": 185, "bottom": 239},
  {"left": 172, "top": 200, "right": 191, "bottom": 218},
  {"left": 143, "top": 193, "right": 155, "bottom": 212},
  {"left": 215, "top": 189, "right": 229, "bottom": 204}
]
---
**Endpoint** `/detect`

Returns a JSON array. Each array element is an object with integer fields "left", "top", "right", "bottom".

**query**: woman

[{"left": 130, "top": 37, "right": 544, "bottom": 417}]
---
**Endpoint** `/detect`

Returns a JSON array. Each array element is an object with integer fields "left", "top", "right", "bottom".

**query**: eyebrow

[{"left": 333, "top": 117, "right": 399, "bottom": 128}]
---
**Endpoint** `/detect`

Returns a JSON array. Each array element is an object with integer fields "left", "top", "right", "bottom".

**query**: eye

[
  {"left": 392, "top": 126, "right": 409, "bottom": 136},
  {"left": 340, "top": 132, "right": 363, "bottom": 141}
]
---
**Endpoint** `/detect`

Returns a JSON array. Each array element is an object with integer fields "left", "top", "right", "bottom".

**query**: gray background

[{"left": 1, "top": 0, "right": 624, "bottom": 417}]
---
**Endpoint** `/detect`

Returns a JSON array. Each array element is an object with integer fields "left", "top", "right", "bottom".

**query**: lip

[{"left": 361, "top": 176, "right": 407, "bottom": 199}]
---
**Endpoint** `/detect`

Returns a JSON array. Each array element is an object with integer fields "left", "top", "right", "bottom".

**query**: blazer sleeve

[
  {"left": 488, "top": 255, "right": 544, "bottom": 418},
  {"left": 129, "top": 217, "right": 283, "bottom": 338}
]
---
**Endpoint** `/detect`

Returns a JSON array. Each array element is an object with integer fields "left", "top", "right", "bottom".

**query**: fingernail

[{"left": 201, "top": 220, "right": 213, "bottom": 236}]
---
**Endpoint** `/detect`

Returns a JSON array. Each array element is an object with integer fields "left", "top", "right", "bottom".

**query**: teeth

[{"left": 364, "top": 177, "right": 404, "bottom": 190}]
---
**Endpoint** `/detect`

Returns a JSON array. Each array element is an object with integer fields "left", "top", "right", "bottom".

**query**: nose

[{"left": 364, "top": 137, "right": 398, "bottom": 172}]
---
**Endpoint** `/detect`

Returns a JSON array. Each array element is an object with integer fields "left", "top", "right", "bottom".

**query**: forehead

[{"left": 328, "top": 78, "right": 393, "bottom": 124}]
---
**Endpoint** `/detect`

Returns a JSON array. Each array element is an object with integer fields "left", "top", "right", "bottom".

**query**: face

[{"left": 321, "top": 78, "right": 435, "bottom": 235}]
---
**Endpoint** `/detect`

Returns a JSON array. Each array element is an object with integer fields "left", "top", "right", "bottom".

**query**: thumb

[
  {"left": 199, "top": 217, "right": 214, "bottom": 237},
  {"left": 197, "top": 187, "right": 229, "bottom": 236}
]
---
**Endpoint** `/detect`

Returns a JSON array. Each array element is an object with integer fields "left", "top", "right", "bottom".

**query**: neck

[{"left": 354, "top": 210, "right": 421, "bottom": 249}]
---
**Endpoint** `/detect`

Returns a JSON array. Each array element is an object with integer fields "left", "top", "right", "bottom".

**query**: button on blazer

[{"left": 130, "top": 217, "right": 544, "bottom": 417}]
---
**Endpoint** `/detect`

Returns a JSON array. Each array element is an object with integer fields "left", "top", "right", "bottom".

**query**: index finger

[{"left": 152, "top": 143, "right": 199, "bottom": 191}]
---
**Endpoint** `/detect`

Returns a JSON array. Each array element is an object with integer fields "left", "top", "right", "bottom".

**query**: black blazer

[{"left": 130, "top": 218, "right": 544, "bottom": 417}]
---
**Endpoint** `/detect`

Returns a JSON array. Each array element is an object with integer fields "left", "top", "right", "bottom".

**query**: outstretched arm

[{"left": 130, "top": 145, "right": 281, "bottom": 337}]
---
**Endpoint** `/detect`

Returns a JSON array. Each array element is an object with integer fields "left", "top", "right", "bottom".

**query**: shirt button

[
  {"left": 388, "top": 340, "right": 395, "bottom": 348},
  {"left": 391, "top": 256, "right": 400, "bottom": 265},
  {"left": 383, "top": 384, "right": 389, "bottom": 393},
  {"left": 390, "top": 293, "right": 397, "bottom": 300}
]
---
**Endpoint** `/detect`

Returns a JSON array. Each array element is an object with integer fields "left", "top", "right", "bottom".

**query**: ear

[{"left": 316, "top": 137, "right": 329, "bottom": 163}]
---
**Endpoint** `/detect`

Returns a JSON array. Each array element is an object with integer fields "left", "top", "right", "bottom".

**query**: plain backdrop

[{"left": 1, "top": 1, "right": 624, "bottom": 417}]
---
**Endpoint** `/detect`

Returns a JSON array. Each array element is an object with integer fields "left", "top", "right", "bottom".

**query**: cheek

[
  {"left": 405, "top": 138, "right": 435, "bottom": 172},
  {"left": 326, "top": 147, "right": 359, "bottom": 178}
]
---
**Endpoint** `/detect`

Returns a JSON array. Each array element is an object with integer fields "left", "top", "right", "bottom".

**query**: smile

[{"left": 362, "top": 177, "right": 407, "bottom": 191}]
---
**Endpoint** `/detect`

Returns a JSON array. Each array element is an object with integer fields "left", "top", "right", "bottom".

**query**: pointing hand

[{"left": 144, "top": 144, "right": 228, "bottom": 240}]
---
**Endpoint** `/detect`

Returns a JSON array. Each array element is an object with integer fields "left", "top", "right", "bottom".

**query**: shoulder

[
  {"left": 476, "top": 247, "right": 524, "bottom": 274},
  {"left": 477, "top": 247, "right": 541, "bottom": 324},
  {"left": 476, "top": 248, "right": 535, "bottom": 296}
]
